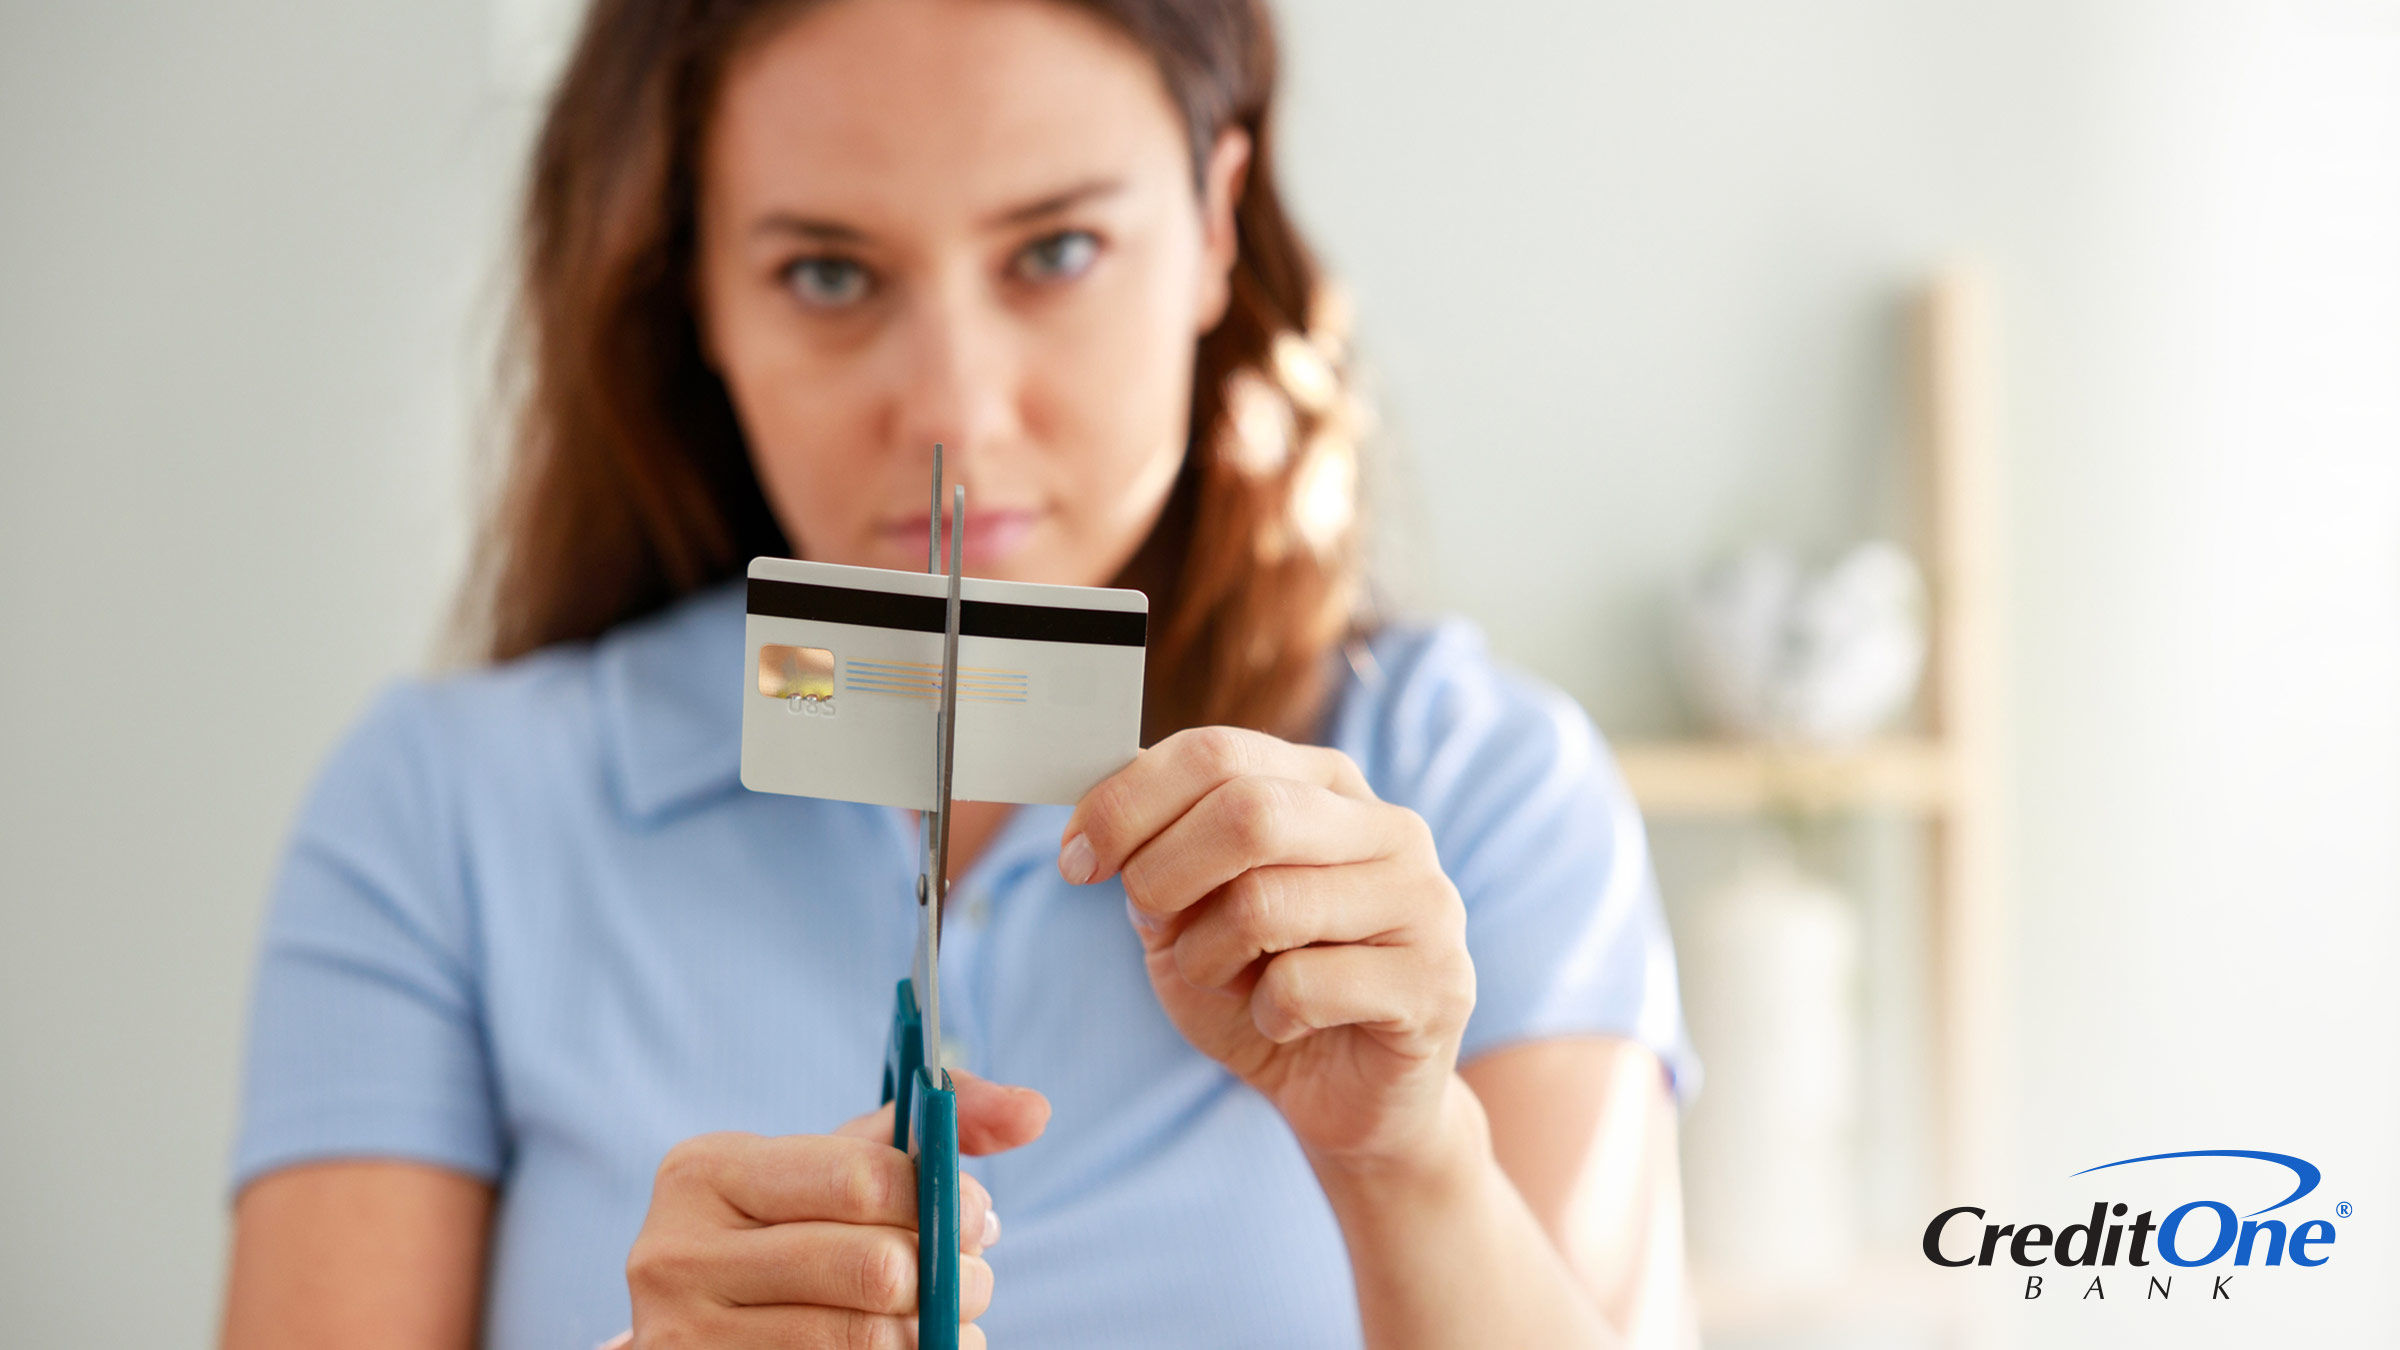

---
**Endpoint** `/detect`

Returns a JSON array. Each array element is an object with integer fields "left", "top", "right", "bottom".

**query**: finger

[
  {"left": 704, "top": 1222, "right": 999, "bottom": 1319},
  {"left": 713, "top": 1221, "right": 920, "bottom": 1312},
  {"left": 948, "top": 1069, "right": 1052, "bottom": 1156},
  {"left": 827, "top": 1074, "right": 1040, "bottom": 1253},
  {"left": 1121, "top": 778, "right": 1413, "bottom": 926},
  {"left": 665, "top": 1132, "right": 918, "bottom": 1229},
  {"left": 1249, "top": 942, "right": 1477, "bottom": 1048},
  {"left": 959, "top": 1247, "right": 995, "bottom": 1321},
  {"left": 1061, "top": 727, "right": 1375, "bottom": 884},
  {"left": 957, "top": 1170, "right": 997, "bottom": 1259},
  {"left": 819, "top": 1114, "right": 995, "bottom": 1253},
  {"left": 721, "top": 1304, "right": 987, "bottom": 1348},
  {"left": 805, "top": 1127, "right": 993, "bottom": 1258},
  {"left": 1166, "top": 855, "right": 1431, "bottom": 992},
  {"left": 846, "top": 1072, "right": 1048, "bottom": 1159},
  {"left": 654, "top": 1308, "right": 990, "bottom": 1350}
]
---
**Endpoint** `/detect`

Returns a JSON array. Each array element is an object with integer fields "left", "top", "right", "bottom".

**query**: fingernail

[
  {"left": 1060, "top": 832, "right": 1096, "bottom": 884},
  {"left": 982, "top": 1209, "right": 1003, "bottom": 1248},
  {"left": 1124, "top": 896, "right": 1162, "bottom": 934}
]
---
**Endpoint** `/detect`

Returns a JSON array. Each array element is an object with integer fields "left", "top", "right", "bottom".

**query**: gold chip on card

[{"left": 758, "top": 644, "right": 836, "bottom": 700}]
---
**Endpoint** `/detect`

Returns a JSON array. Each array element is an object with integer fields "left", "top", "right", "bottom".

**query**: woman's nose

[{"left": 891, "top": 280, "right": 1023, "bottom": 464}]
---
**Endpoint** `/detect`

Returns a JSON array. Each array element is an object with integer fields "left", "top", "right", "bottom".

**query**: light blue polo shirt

[{"left": 232, "top": 578, "right": 1697, "bottom": 1349}]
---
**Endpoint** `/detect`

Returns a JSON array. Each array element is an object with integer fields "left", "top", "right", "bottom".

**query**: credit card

[{"left": 739, "top": 556, "right": 1148, "bottom": 808}]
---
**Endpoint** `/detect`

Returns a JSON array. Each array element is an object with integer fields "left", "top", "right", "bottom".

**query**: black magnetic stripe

[{"left": 748, "top": 577, "right": 1147, "bottom": 647}]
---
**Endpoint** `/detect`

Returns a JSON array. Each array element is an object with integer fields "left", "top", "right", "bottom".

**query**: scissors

[{"left": 880, "top": 445, "right": 966, "bottom": 1350}]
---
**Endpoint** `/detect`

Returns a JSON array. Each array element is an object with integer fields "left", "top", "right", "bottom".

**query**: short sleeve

[
  {"left": 1335, "top": 622, "right": 1702, "bottom": 1104},
  {"left": 230, "top": 682, "right": 506, "bottom": 1193}
]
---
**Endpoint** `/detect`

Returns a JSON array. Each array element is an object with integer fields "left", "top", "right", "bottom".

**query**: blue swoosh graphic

[{"left": 2071, "top": 1150, "right": 2321, "bottom": 1218}]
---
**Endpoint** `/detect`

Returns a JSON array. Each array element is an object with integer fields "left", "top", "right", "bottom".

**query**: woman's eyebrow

[
  {"left": 751, "top": 213, "right": 869, "bottom": 244},
  {"left": 983, "top": 177, "right": 1127, "bottom": 229},
  {"left": 745, "top": 178, "right": 1126, "bottom": 245}
]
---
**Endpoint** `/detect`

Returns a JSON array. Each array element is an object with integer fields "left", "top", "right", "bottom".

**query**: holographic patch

[{"left": 758, "top": 644, "right": 837, "bottom": 701}]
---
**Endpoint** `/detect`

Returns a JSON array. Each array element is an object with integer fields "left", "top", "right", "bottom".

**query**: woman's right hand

[{"left": 625, "top": 1070, "right": 1051, "bottom": 1349}]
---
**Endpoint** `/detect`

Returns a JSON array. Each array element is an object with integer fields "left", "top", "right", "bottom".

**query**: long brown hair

[{"left": 461, "top": 0, "right": 1374, "bottom": 745}]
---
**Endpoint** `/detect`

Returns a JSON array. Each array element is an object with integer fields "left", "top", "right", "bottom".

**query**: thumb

[
  {"left": 949, "top": 1068, "right": 1052, "bottom": 1155},
  {"left": 833, "top": 1070, "right": 1051, "bottom": 1158}
]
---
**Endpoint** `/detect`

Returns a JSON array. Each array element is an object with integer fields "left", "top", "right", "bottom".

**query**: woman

[{"left": 220, "top": 0, "right": 1700, "bottom": 1346}]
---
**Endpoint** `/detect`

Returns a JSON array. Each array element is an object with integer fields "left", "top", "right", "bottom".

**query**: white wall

[
  {"left": 1991, "top": 6, "right": 2400, "bottom": 1344},
  {"left": 1282, "top": 2, "right": 2400, "bottom": 1343},
  {"left": 0, "top": 3, "right": 516, "bottom": 1342},
  {"left": 1277, "top": 0, "right": 2071, "bottom": 731},
  {"left": 1, "top": 2, "right": 2393, "bottom": 1346}
]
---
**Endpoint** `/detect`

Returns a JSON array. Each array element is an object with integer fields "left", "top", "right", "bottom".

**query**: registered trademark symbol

[{"left": 2337, "top": 1202, "right": 2353, "bottom": 1218}]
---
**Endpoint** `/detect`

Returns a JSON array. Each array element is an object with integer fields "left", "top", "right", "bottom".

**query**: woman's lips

[{"left": 882, "top": 508, "right": 1044, "bottom": 566}]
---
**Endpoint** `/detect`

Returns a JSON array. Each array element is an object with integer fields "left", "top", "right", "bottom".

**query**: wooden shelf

[
  {"left": 1614, "top": 737, "right": 1954, "bottom": 816},
  {"left": 1655, "top": 270, "right": 2010, "bottom": 1350}
]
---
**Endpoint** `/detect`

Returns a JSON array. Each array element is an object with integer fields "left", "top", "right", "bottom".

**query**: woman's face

[{"left": 694, "top": 0, "right": 1248, "bottom": 587}]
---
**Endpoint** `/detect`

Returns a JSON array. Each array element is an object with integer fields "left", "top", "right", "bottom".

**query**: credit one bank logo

[{"left": 1921, "top": 1150, "right": 2344, "bottom": 1300}]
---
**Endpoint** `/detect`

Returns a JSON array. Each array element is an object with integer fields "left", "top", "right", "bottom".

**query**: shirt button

[
  {"left": 967, "top": 894, "right": 992, "bottom": 928},
  {"left": 940, "top": 1034, "right": 971, "bottom": 1066}
]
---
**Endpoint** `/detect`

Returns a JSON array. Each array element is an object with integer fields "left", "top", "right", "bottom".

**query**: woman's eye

[
  {"left": 782, "top": 257, "right": 871, "bottom": 309},
  {"left": 1012, "top": 230, "right": 1100, "bottom": 284}
]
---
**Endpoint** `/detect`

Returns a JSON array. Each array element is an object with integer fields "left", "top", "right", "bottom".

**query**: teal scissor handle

[{"left": 882, "top": 979, "right": 961, "bottom": 1350}]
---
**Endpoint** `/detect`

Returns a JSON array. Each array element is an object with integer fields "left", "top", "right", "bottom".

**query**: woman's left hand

[{"left": 1058, "top": 727, "right": 1476, "bottom": 1169}]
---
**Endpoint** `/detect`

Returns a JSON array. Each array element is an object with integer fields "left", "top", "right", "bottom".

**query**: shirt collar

[{"left": 596, "top": 579, "right": 750, "bottom": 823}]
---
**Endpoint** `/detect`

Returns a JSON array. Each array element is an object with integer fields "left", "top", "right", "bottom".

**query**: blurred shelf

[
  {"left": 1695, "top": 1249, "right": 1959, "bottom": 1339},
  {"left": 1614, "top": 737, "right": 1955, "bottom": 816},
  {"left": 1666, "top": 270, "right": 2010, "bottom": 1350}
]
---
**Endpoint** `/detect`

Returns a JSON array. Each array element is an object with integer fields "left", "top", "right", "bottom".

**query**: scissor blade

[
  {"left": 913, "top": 445, "right": 943, "bottom": 1067},
  {"left": 924, "top": 482, "right": 965, "bottom": 1080}
]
